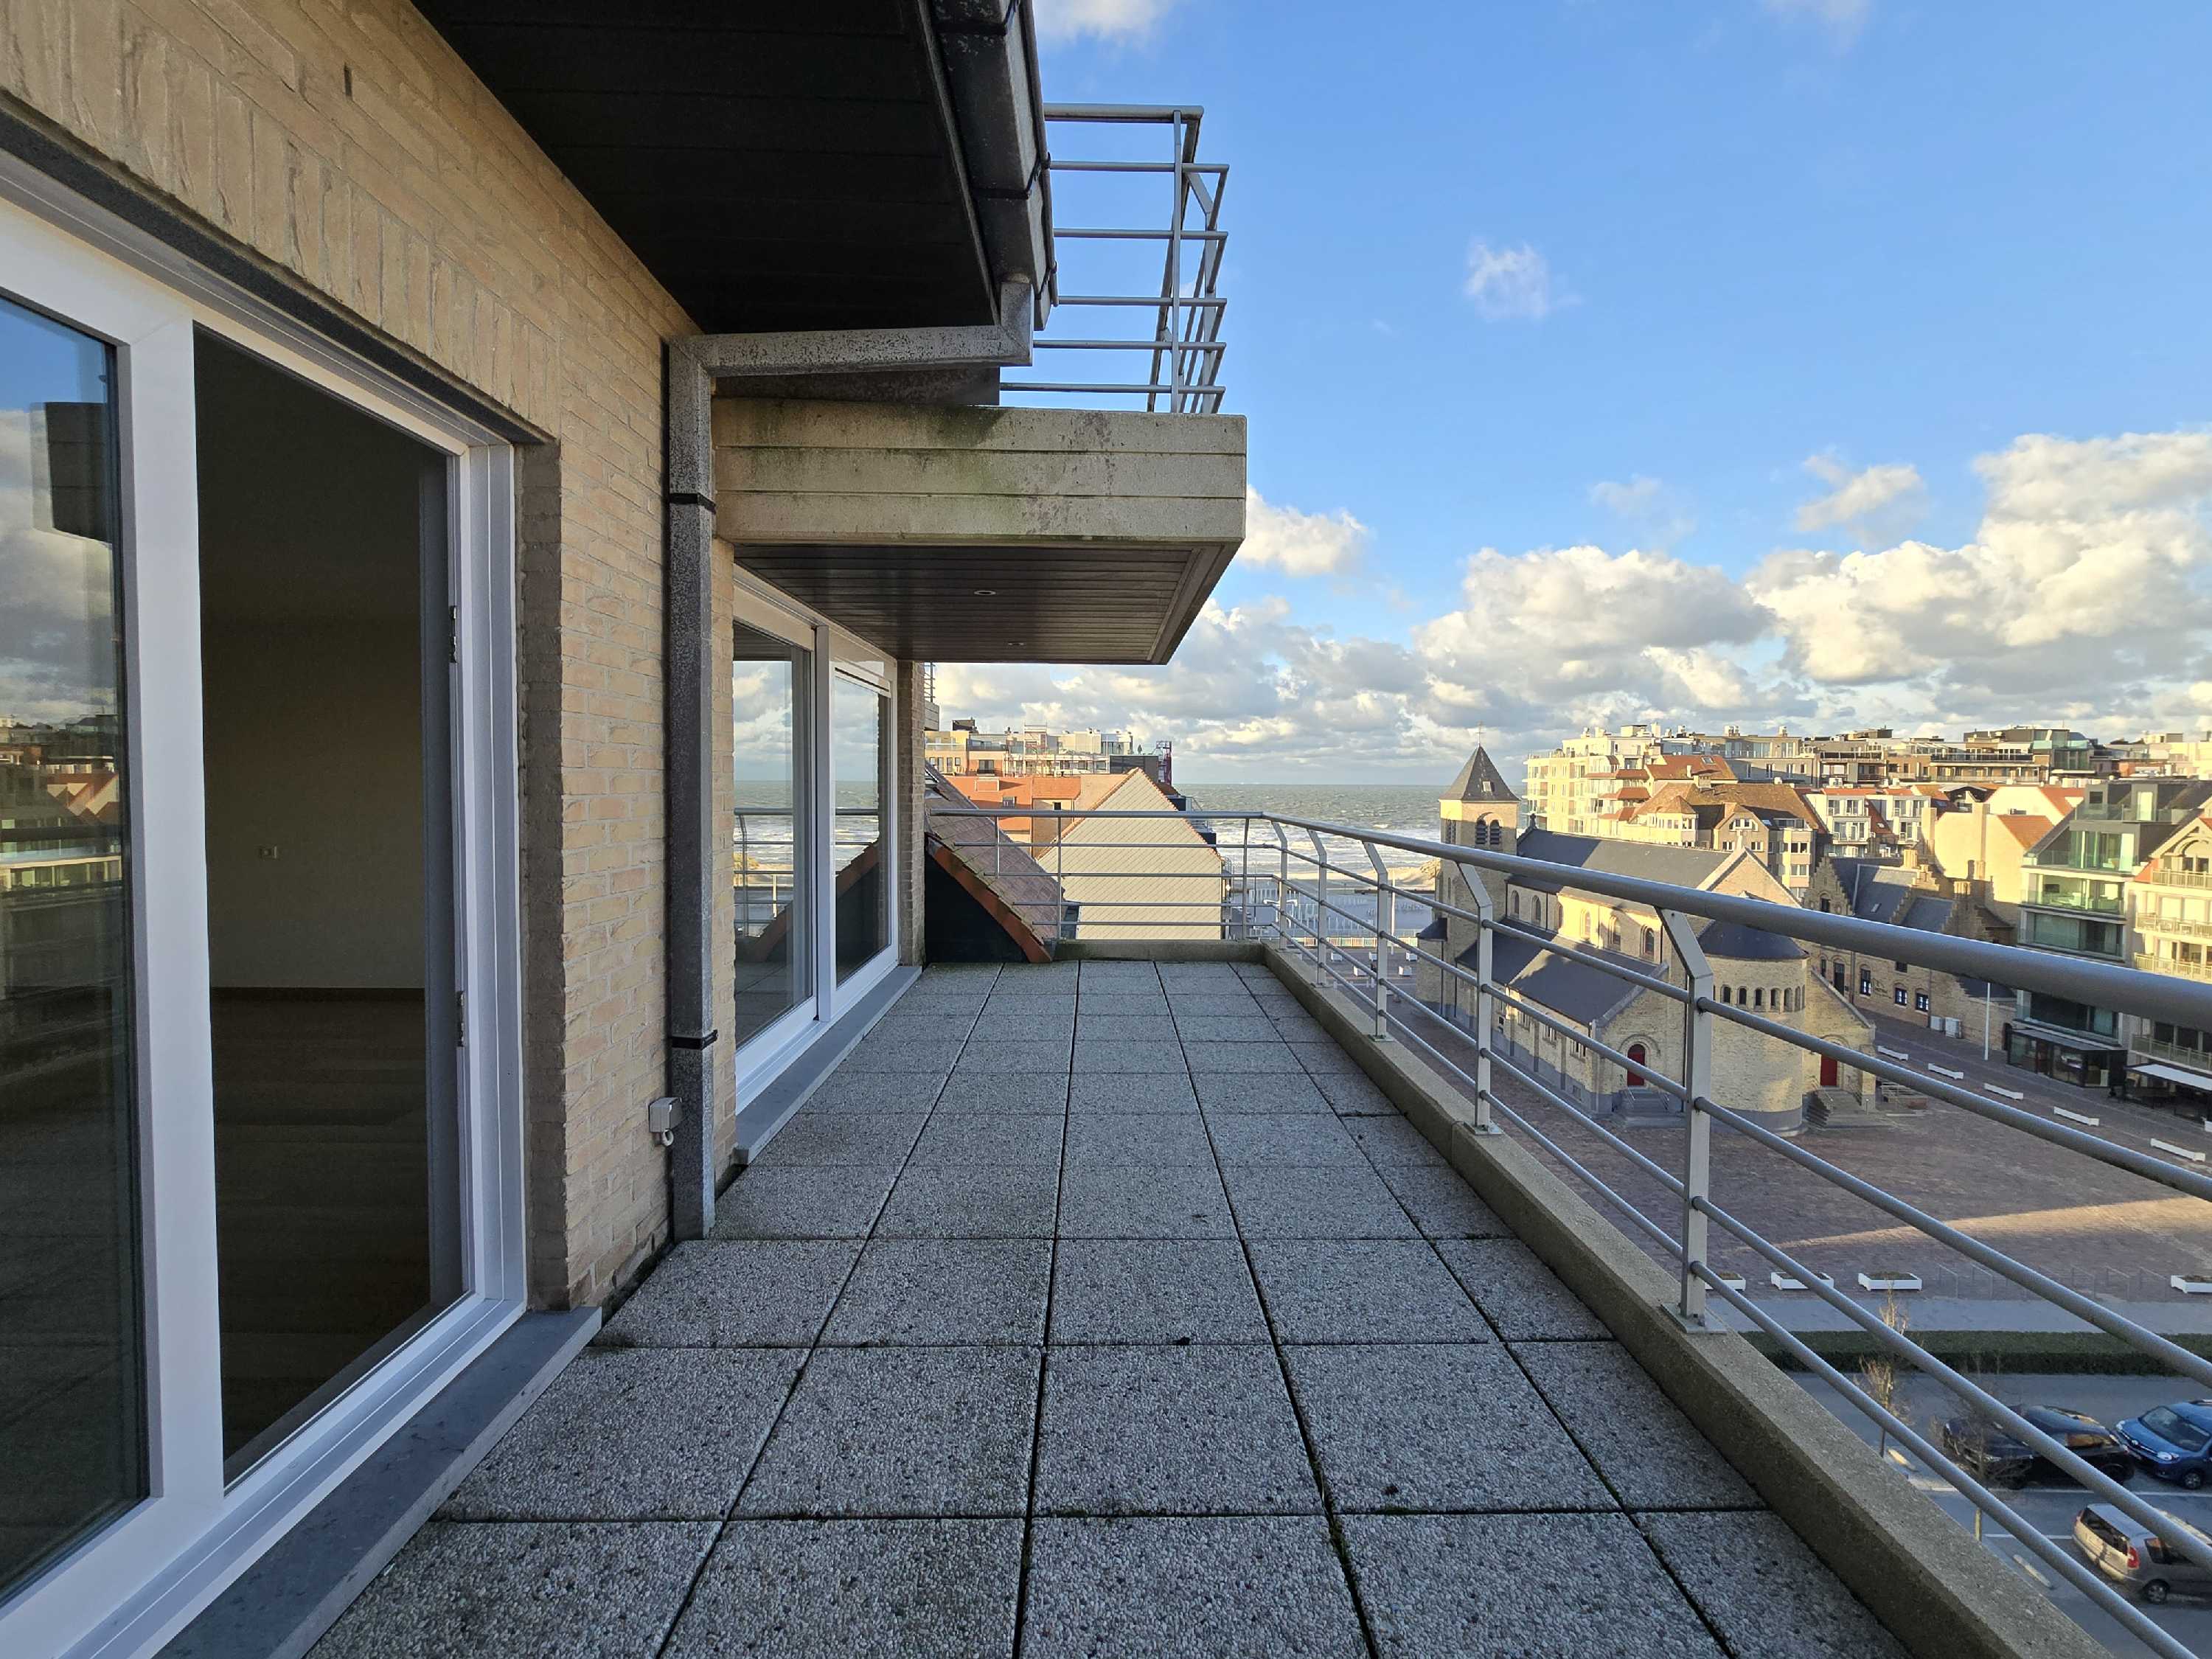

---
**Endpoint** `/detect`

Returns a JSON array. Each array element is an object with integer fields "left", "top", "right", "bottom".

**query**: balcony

[
  {"left": 316, "top": 807, "right": 2212, "bottom": 1659},
  {"left": 2024, "top": 886, "right": 2125, "bottom": 914},
  {"left": 315, "top": 956, "right": 1911, "bottom": 1658},
  {"left": 2135, "top": 951, "right": 2212, "bottom": 982},
  {"left": 2138, "top": 914, "right": 2212, "bottom": 943}
]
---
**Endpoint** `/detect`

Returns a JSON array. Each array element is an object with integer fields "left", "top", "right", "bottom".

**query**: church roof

[{"left": 1445, "top": 745, "right": 1517, "bottom": 804}]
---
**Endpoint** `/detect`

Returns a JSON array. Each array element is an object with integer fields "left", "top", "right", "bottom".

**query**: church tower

[{"left": 1436, "top": 745, "right": 1520, "bottom": 968}]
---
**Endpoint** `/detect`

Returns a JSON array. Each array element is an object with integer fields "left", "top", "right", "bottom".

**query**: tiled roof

[
  {"left": 1512, "top": 828, "right": 1728, "bottom": 894},
  {"left": 1444, "top": 746, "right": 1517, "bottom": 803}
]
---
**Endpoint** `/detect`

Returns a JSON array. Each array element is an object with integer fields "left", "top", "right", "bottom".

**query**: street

[{"left": 1799, "top": 1370, "right": 2212, "bottom": 1655}]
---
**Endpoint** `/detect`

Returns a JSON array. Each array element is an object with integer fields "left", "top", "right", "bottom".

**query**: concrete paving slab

[
  {"left": 748, "top": 1112, "right": 925, "bottom": 1170},
  {"left": 664, "top": 1519, "right": 1021, "bottom": 1659},
  {"left": 1080, "top": 961, "right": 1163, "bottom": 990},
  {"left": 1220, "top": 1164, "right": 1419, "bottom": 1239},
  {"left": 1037, "top": 1346, "right": 1320, "bottom": 1516},
  {"left": 1339, "top": 1113, "right": 1447, "bottom": 1166},
  {"left": 956, "top": 1037, "right": 1075, "bottom": 1073},
  {"left": 1208, "top": 1113, "right": 1366, "bottom": 1166},
  {"left": 1062, "top": 1113, "right": 1217, "bottom": 1169},
  {"left": 1158, "top": 963, "right": 1248, "bottom": 987},
  {"left": 440, "top": 1349, "right": 801, "bottom": 1520},
  {"left": 1169, "top": 992, "right": 1263, "bottom": 1017},
  {"left": 1072, "top": 1040, "right": 1188, "bottom": 1074},
  {"left": 970, "top": 1005, "right": 1077, "bottom": 1042},
  {"left": 875, "top": 1164, "right": 1061, "bottom": 1239},
  {"left": 801, "top": 1071, "right": 948, "bottom": 1113},
  {"left": 840, "top": 1036, "right": 967, "bottom": 1074},
  {"left": 1314, "top": 1072, "right": 1395, "bottom": 1113},
  {"left": 908, "top": 1113, "right": 1064, "bottom": 1166},
  {"left": 1288, "top": 1042, "right": 1364, "bottom": 1076},
  {"left": 1022, "top": 1516, "right": 1365, "bottom": 1659},
  {"left": 1193, "top": 1072, "right": 1332, "bottom": 1113},
  {"left": 1072, "top": 991, "right": 1172, "bottom": 1017},
  {"left": 1634, "top": 1510, "right": 1910, "bottom": 1659},
  {"left": 1515, "top": 1342, "right": 1759, "bottom": 1511},
  {"left": 1048, "top": 1239, "right": 1268, "bottom": 1345},
  {"left": 1175, "top": 1015, "right": 1284, "bottom": 1044},
  {"left": 1068, "top": 1073, "right": 1200, "bottom": 1113},
  {"left": 1184, "top": 1041, "right": 1306, "bottom": 1074},
  {"left": 1434, "top": 1239, "right": 1610, "bottom": 1340},
  {"left": 933, "top": 1072, "right": 1071, "bottom": 1113},
  {"left": 1373, "top": 1164, "right": 1510, "bottom": 1240},
  {"left": 710, "top": 1169, "right": 895, "bottom": 1240},
  {"left": 307, "top": 1520, "right": 714, "bottom": 1659},
  {"left": 1285, "top": 1343, "right": 1610, "bottom": 1514},
  {"left": 740, "top": 1346, "right": 1040, "bottom": 1519},
  {"left": 1074, "top": 1015, "right": 1180, "bottom": 1045},
  {"left": 822, "top": 1240, "right": 1050, "bottom": 1346},
  {"left": 1343, "top": 1513, "right": 1725, "bottom": 1658},
  {"left": 599, "top": 1242, "right": 858, "bottom": 1349},
  {"left": 1058, "top": 1164, "right": 1236, "bottom": 1239},
  {"left": 1248, "top": 1241, "right": 1490, "bottom": 1343}
]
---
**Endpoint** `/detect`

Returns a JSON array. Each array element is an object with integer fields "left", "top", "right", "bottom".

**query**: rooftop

[{"left": 310, "top": 959, "right": 1900, "bottom": 1659}]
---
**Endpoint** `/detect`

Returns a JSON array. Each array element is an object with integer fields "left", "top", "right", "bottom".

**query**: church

[{"left": 1412, "top": 748, "right": 1877, "bottom": 1130}]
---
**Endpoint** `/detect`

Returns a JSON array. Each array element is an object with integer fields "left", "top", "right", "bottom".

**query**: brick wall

[{"left": 1, "top": 0, "right": 698, "bottom": 1307}]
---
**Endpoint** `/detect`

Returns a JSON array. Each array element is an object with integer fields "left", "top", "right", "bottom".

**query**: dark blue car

[{"left": 2118, "top": 1402, "right": 2212, "bottom": 1489}]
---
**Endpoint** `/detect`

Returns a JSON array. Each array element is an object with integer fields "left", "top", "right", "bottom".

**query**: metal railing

[
  {"left": 1005, "top": 106, "right": 1228, "bottom": 414},
  {"left": 925, "top": 799, "right": 2212, "bottom": 1657},
  {"left": 2136, "top": 953, "right": 2212, "bottom": 983}
]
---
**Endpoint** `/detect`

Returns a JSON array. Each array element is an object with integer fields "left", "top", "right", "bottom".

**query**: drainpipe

[{"left": 661, "top": 280, "right": 1035, "bottom": 1239}]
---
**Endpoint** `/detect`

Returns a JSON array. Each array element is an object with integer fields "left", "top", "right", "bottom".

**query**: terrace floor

[{"left": 311, "top": 959, "right": 1905, "bottom": 1659}]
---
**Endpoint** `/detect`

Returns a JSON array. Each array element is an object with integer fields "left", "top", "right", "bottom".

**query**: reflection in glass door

[
  {"left": 832, "top": 673, "right": 888, "bottom": 982},
  {"left": 0, "top": 294, "right": 143, "bottom": 1596},
  {"left": 732, "top": 622, "right": 810, "bottom": 1046}
]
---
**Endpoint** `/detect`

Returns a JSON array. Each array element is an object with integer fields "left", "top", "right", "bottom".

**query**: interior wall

[{"left": 196, "top": 335, "right": 434, "bottom": 990}]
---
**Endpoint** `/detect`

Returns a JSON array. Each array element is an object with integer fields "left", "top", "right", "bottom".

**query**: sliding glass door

[
  {"left": 0, "top": 190, "right": 524, "bottom": 1658},
  {"left": 0, "top": 292, "right": 144, "bottom": 1596}
]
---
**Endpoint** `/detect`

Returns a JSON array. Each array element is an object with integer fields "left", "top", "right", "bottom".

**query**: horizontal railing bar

[
  {"left": 1001, "top": 381, "right": 1225, "bottom": 396},
  {"left": 1458, "top": 1032, "right": 1690, "bottom": 1203},
  {"left": 1264, "top": 813, "right": 2212, "bottom": 1026},
  {"left": 1056, "top": 227, "right": 1228, "bottom": 242},
  {"left": 1487, "top": 911, "right": 1689, "bottom": 1003},
  {"left": 1043, "top": 103, "right": 1207, "bottom": 122},
  {"left": 1695, "top": 1092, "right": 2212, "bottom": 1390},
  {"left": 1702, "top": 1275, "right": 2199, "bottom": 1659},
  {"left": 1051, "top": 294, "right": 1227, "bottom": 307},
  {"left": 1703, "top": 999, "right": 2212, "bottom": 1203},
  {"left": 1034, "top": 338, "right": 1227, "bottom": 351},
  {"left": 1696, "top": 1193, "right": 2212, "bottom": 1577}
]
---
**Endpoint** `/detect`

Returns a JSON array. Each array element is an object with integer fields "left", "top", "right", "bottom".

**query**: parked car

[
  {"left": 1938, "top": 1407, "right": 2135, "bottom": 1486},
  {"left": 2074, "top": 1503, "right": 2212, "bottom": 1604},
  {"left": 2118, "top": 1401, "right": 2212, "bottom": 1489}
]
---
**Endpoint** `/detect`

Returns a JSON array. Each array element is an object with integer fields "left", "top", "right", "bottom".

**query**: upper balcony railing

[
  {"left": 1004, "top": 106, "right": 1228, "bottom": 414},
  {"left": 925, "top": 796, "right": 2212, "bottom": 1659}
]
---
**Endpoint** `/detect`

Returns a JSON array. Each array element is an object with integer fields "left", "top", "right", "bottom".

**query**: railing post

[
  {"left": 1363, "top": 840, "right": 1392, "bottom": 1041},
  {"left": 1659, "top": 908, "right": 1717, "bottom": 1331},
  {"left": 1270, "top": 819, "right": 1290, "bottom": 943},
  {"left": 1468, "top": 875, "right": 1501, "bottom": 1135},
  {"left": 1305, "top": 829, "right": 1329, "bottom": 986}
]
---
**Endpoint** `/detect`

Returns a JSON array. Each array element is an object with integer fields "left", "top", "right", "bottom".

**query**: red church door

[
  {"left": 1820, "top": 1054, "right": 1840, "bottom": 1088},
  {"left": 1625, "top": 1043, "right": 1646, "bottom": 1087}
]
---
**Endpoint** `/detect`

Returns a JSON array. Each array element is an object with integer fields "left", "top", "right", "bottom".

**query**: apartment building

[
  {"left": 2126, "top": 813, "right": 2212, "bottom": 1101},
  {"left": 1521, "top": 723, "right": 1697, "bottom": 831},
  {"left": 1805, "top": 854, "right": 2014, "bottom": 1038},
  {"left": 2011, "top": 777, "right": 2212, "bottom": 1086},
  {"left": 0, "top": 8, "right": 1247, "bottom": 1654},
  {"left": 1921, "top": 786, "right": 2081, "bottom": 926},
  {"left": 926, "top": 717, "right": 1146, "bottom": 778}
]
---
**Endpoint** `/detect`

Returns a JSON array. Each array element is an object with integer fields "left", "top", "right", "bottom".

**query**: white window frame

[
  {"left": 726, "top": 574, "right": 901, "bottom": 1104},
  {"left": 0, "top": 175, "right": 526, "bottom": 1659}
]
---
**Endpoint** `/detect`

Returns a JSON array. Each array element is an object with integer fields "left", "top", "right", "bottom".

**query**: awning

[{"left": 2130, "top": 1061, "right": 2212, "bottom": 1092}]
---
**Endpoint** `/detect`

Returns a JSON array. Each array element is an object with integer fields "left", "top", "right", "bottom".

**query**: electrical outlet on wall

[{"left": 257, "top": 846, "right": 279, "bottom": 860}]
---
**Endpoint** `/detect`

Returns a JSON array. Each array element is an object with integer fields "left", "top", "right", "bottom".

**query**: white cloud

[
  {"left": 1590, "top": 474, "right": 1696, "bottom": 549},
  {"left": 1759, "top": 0, "right": 1871, "bottom": 48},
  {"left": 1240, "top": 488, "right": 1368, "bottom": 577},
  {"left": 1032, "top": 0, "right": 1181, "bottom": 44},
  {"left": 1793, "top": 453, "right": 1927, "bottom": 539},
  {"left": 937, "top": 425, "right": 2212, "bottom": 784},
  {"left": 1464, "top": 240, "right": 1568, "bottom": 322}
]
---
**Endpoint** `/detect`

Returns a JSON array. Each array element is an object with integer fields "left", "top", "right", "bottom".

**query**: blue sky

[{"left": 939, "top": 1, "right": 2212, "bottom": 784}]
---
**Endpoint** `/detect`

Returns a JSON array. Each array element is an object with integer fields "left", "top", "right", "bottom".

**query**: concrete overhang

[
  {"left": 714, "top": 398, "right": 1245, "bottom": 664},
  {"left": 416, "top": 1, "right": 1050, "bottom": 335}
]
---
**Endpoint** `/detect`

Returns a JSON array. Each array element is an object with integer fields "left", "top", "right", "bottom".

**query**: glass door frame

[
  {"left": 728, "top": 572, "right": 900, "bottom": 1107},
  {"left": 0, "top": 175, "right": 527, "bottom": 1659}
]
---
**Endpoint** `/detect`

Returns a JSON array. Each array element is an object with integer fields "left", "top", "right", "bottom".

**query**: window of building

[
  {"left": 1893, "top": 986, "right": 1908, "bottom": 1006},
  {"left": 1860, "top": 969, "right": 1874, "bottom": 995},
  {"left": 1915, "top": 992, "right": 1931, "bottom": 1012}
]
